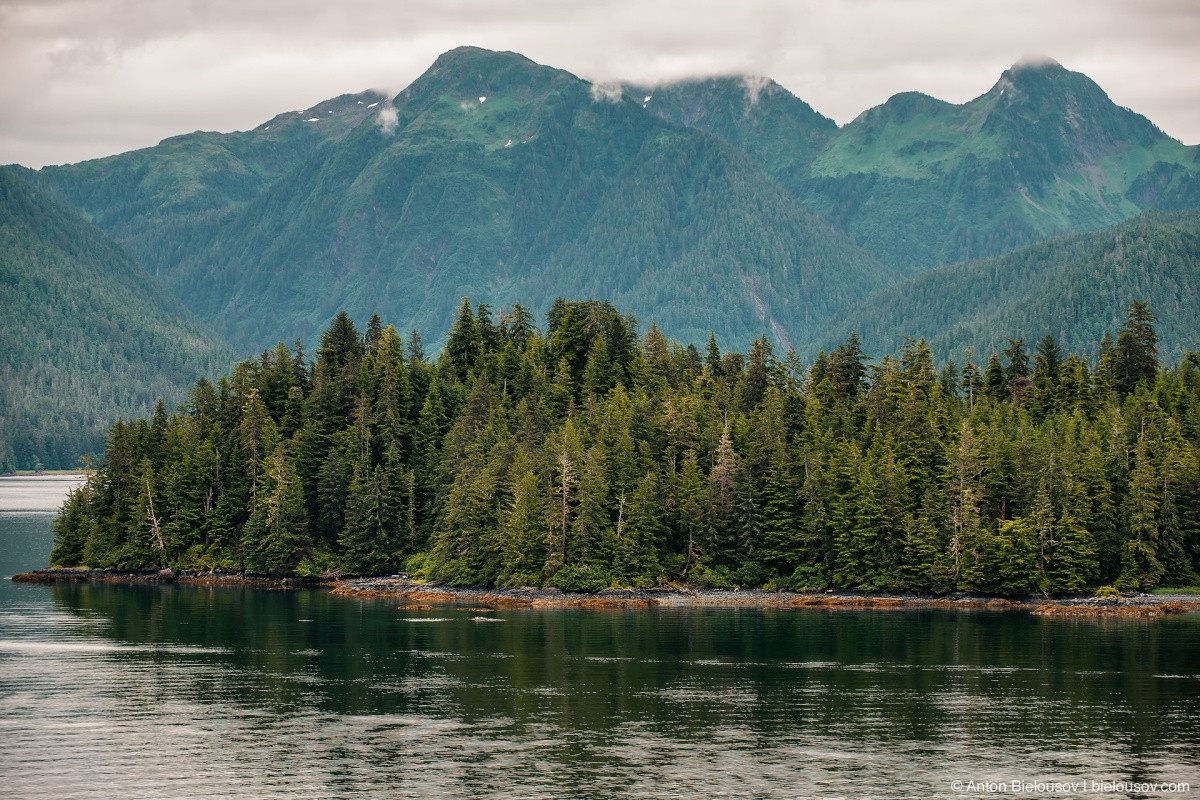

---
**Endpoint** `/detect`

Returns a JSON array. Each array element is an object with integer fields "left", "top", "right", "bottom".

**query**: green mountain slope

[
  {"left": 17, "top": 50, "right": 1199, "bottom": 358},
  {"left": 810, "top": 209, "right": 1200, "bottom": 362},
  {"left": 0, "top": 168, "right": 231, "bottom": 470},
  {"left": 799, "top": 59, "right": 1200, "bottom": 271},
  {"left": 641, "top": 60, "right": 1199, "bottom": 274},
  {"left": 631, "top": 76, "right": 838, "bottom": 182},
  {"left": 116, "top": 47, "right": 892, "bottom": 351},
  {"left": 19, "top": 90, "right": 385, "bottom": 276}
]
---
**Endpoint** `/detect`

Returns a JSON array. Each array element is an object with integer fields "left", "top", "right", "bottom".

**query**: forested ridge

[
  {"left": 52, "top": 298, "right": 1200, "bottom": 595},
  {"left": 25, "top": 47, "right": 889, "bottom": 355},
  {"left": 810, "top": 209, "right": 1200, "bottom": 362},
  {"left": 25, "top": 49, "right": 1198, "bottom": 358},
  {"left": 0, "top": 168, "right": 231, "bottom": 472}
]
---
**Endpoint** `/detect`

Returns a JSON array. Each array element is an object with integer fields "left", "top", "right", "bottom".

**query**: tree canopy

[{"left": 53, "top": 300, "right": 1200, "bottom": 595}]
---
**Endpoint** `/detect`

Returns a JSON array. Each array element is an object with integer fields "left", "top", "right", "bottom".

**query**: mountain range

[
  {"left": 636, "top": 58, "right": 1200, "bottom": 271},
  {"left": 5, "top": 46, "right": 1200, "bottom": 468}
]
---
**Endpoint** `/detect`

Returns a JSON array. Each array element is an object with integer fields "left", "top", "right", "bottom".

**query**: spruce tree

[
  {"left": 340, "top": 462, "right": 391, "bottom": 575},
  {"left": 1113, "top": 301, "right": 1158, "bottom": 396},
  {"left": 619, "top": 470, "right": 665, "bottom": 587},
  {"left": 1118, "top": 427, "right": 1163, "bottom": 588},
  {"left": 760, "top": 442, "right": 802, "bottom": 577},
  {"left": 834, "top": 464, "right": 884, "bottom": 589},
  {"left": 983, "top": 353, "right": 1007, "bottom": 401},
  {"left": 1047, "top": 474, "right": 1098, "bottom": 593},
  {"left": 499, "top": 471, "right": 548, "bottom": 587}
]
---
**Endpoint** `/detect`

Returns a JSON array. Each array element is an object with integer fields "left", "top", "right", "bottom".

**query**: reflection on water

[{"left": 1, "top": 499, "right": 1199, "bottom": 798}]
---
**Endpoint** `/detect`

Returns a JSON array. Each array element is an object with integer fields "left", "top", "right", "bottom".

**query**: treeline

[
  {"left": 812, "top": 211, "right": 1200, "bottom": 363},
  {"left": 52, "top": 298, "right": 1200, "bottom": 594}
]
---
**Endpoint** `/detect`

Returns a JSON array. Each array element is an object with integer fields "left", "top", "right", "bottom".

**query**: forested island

[{"left": 49, "top": 299, "right": 1200, "bottom": 596}]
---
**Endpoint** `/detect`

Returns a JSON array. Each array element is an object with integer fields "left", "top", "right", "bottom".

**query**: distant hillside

[
  {"left": 28, "top": 47, "right": 890, "bottom": 353},
  {"left": 0, "top": 168, "right": 231, "bottom": 470},
  {"left": 20, "top": 90, "right": 386, "bottom": 278},
  {"left": 15, "top": 48, "right": 1200, "bottom": 356},
  {"left": 630, "top": 76, "right": 838, "bottom": 182},
  {"left": 809, "top": 209, "right": 1200, "bottom": 362},
  {"left": 643, "top": 60, "right": 1200, "bottom": 273}
]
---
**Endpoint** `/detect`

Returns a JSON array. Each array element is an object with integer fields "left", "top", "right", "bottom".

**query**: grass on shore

[{"left": 1150, "top": 586, "right": 1200, "bottom": 596}]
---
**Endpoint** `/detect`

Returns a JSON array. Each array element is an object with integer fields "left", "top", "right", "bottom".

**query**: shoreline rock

[
  {"left": 330, "top": 576, "right": 1200, "bottom": 616},
  {"left": 11, "top": 568, "right": 333, "bottom": 589},
  {"left": 12, "top": 569, "right": 1200, "bottom": 616}
]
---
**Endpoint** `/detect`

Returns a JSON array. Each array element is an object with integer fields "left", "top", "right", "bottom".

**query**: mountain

[
  {"left": 28, "top": 47, "right": 891, "bottom": 353},
  {"left": 20, "top": 90, "right": 386, "bottom": 280},
  {"left": 16, "top": 49, "right": 1200, "bottom": 356},
  {"left": 646, "top": 60, "right": 1200, "bottom": 273},
  {"left": 0, "top": 168, "right": 231, "bottom": 471},
  {"left": 809, "top": 208, "right": 1200, "bottom": 362},
  {"left": 630, "top": 75, "right": 838, "bottom": 182}
]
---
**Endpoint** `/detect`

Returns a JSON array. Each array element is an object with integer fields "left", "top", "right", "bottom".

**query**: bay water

[{"left": 1, "top": 476, "right": 1198, "bottom": 799}]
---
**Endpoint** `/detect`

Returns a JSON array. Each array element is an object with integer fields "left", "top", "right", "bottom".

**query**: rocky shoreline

[
  {"left": 15, "top": 569, "right": 1199, "bottom": 617},
  {"left": 334, "top": 576, "right": 1200, "bottom": 617},
  {"left": 11, "top": 567, "right": 333, "bottom": 589}
]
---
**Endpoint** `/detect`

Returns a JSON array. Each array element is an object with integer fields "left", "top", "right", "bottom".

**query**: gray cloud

[{"left": 1, "top": 0, "right": 1197, "bottom": 167}]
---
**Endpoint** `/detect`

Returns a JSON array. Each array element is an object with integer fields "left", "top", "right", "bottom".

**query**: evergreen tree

[
  {"left": 243, "top": 445, "right": 310, "bottom": 574},
  {"left": 760, "top": 442, "right": 802, "bottom": 577},
  {"left": 1047, "top": 474, "right": 1098, "bottom": 593},
  {"left": 834, "top": 464, "right": 884, "bottom": 589},
  {"left": 989, "top": 517, "right": 1039, "bottom": 596},
  {"left": 1112, "top": 301, "right": 1159, "bottom": 396},
  {"left": 51, "top": 484, "right": 93, "bottom": 567},
  {"left": 374, "top": 326, "right": 412, "bottom": 454},
  {"left": 445, "top": 297, "right": 484, "bottom": 382},
  {"left": 705, "top": 333, "right": 723, "bottom": 378},
  {"left": 960, "top": 348, "right": 980, "bottom": 411},
  {"left": 708, "top": 421, "right": 741, "bottom": 565},
  {"left": 499, "top": 471, "right": 548, "bottom": 587},
  {"left": 340, "top": 462, "right": 393, "bottom": 575},
  {"left": 619, "top": 470, "right": 665, "bottom": 587},
  {"left": 238, "top": 389, "right": 277, "bottom": 507},
  {"left": 828, "top": 331, "right": 868, "bottom": 400},
  {"left": 1118, "top": 427, "right": 1163, "bottom": 589},
  {"left": 674, "top": 450, "right": 708, "bottom": 579},
  {"left": 946, "top": 420, "right": 984, "bottom": 587},
  {"left": 1003, "top": 338, "right": 1029, "bottom": 383},
  {"left": 983, "top": 353, "right": 1007, "bottom": 401},
  {"left": 569, "top": 447, "right": 616, "bottom": 571}
]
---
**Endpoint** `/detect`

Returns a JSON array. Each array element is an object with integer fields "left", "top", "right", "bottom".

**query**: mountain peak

[
  {"left": 992, "top": 56, "right": 1099, "bottom": 100},
  {"left": 429, "top": 46, "right": 538, "bottom": 73},
  {"left": 979, "top": 56, "right": 1163, "bottom": 150},
  {"left": 626, "top": 74, "right": 836, "bottom": 166},
  {"left": 870, "top": 91, "right": 953, "bottom": 124},
  {"left": 399, "top": 46, "right": 580, "bottom": 106}
]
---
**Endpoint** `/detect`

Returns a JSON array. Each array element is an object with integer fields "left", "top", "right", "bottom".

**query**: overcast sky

[{"left": 2, "top": 0, "right": 1197, "bottom": 168}]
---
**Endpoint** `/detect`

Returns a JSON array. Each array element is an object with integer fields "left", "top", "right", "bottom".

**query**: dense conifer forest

[
  {"left": 52, "top": 298, "right": 1200, "bottom": 594},
  {"left": 0, "top": 169, "right": 230, "bottom": 472}
]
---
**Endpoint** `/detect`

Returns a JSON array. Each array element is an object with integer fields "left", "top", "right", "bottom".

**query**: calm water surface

[{"left": 1, "top": 477, "right": 1198, "bottom": 799}]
